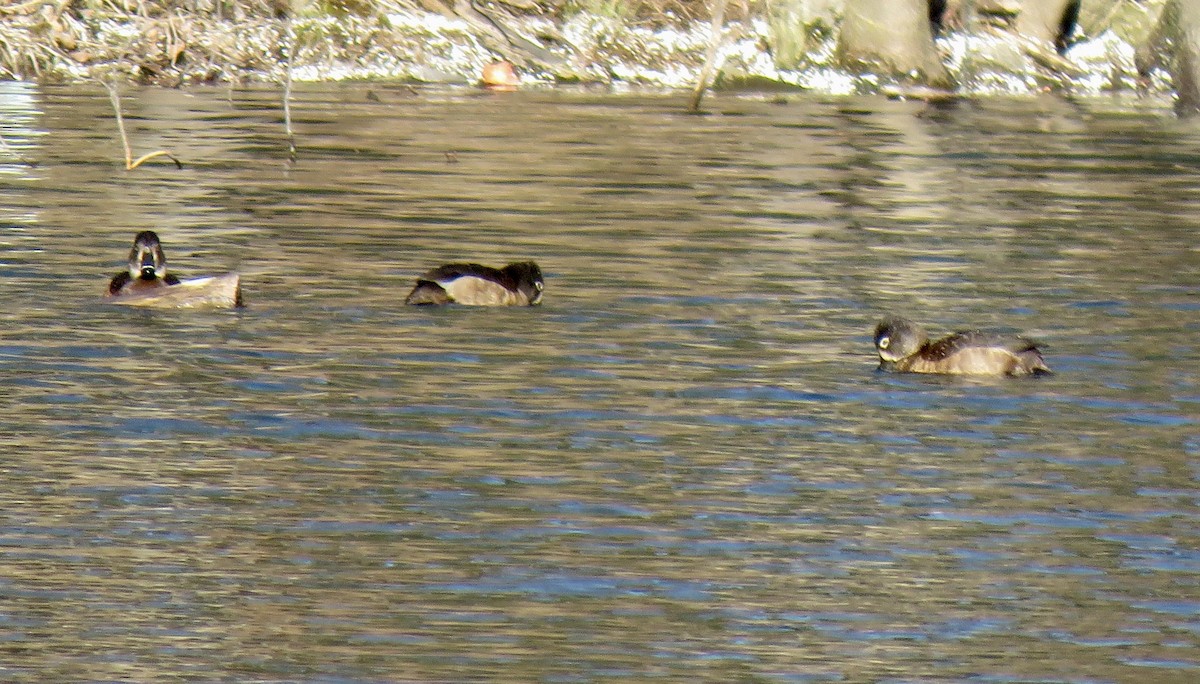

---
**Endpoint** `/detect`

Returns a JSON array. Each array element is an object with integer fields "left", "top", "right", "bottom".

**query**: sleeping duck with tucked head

[
  {"left": 108, "top": 230, "right": 180, "bottom": 296},
  {"left": 405, "top": 261, "right": 543, "bottom": 306},
  {"left": 873, "top": 317, "right": 1051, "bottom": 377},
  {"left": 106, "top": 230, "right": 243, "bottom": 309}
]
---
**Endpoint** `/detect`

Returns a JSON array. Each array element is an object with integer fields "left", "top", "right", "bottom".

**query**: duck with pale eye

[
  {"left": 873, "top": 317, "right": 1051, "bottom": 376},
  {"left": 405, "top": 261, "right": 544, "bottom": 306}
]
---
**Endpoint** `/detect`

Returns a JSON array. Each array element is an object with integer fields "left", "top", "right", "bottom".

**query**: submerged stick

[
  {"left": 105, "top": 83, "right": 131, "bottom": 165},
  {"left": 105, "top": 83, "right": 181, "bottom": 170},
  {"left": 687, "top": 0, "right": 731, "bottom": 113},
  {"left": 283, "top": 18, "right": 297, "bottom": 162}
]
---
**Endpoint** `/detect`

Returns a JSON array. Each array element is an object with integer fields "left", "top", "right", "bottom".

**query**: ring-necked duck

[
  {"left": 107, "top": 230, "right": 181, "bottom": 297},
  {"left": 873, "top": 317, "right": 1051, "bottom": 376},
  {"left": 405, "top": 261, "right": 544, "bottom": 306}
]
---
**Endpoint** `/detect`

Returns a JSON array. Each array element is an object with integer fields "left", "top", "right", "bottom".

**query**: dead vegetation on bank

[
  {"left": 2, "top": 1, "right": 281, "bottom": 84},
  {"left": 2, "top": 1, "right": 377, "bottom": 84},
  {"left": 0, "top": 0, "right": 729, "bottom": 85},
  {"left": 0, "top": 0, "right": 1189, "bottom": 117}
]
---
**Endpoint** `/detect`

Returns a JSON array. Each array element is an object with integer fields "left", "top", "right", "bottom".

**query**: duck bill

[{"left": 134, "top": 246, "right": 165, "bottom": 280}]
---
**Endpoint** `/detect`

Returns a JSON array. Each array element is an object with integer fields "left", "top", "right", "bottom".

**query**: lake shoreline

[{"left": 0, "top": 3, "right": 1176, "bottom": 102}]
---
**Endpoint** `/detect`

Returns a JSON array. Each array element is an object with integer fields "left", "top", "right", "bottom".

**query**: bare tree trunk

[
  {"left": 836, "top": 0, "right": 951, "bottom": 88},
  {"left": 1138, "top": 0, "right": 1200, "bottom": 116},
  {"left": 766, "top": 0, "right": 845, "bottom": 69},
  {"left": 1013, "top": 0, "right": 1081, "bottom": 53}
]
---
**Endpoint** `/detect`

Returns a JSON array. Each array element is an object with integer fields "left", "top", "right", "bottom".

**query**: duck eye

[
  {"left": 535, "top": 281, "right": 544, "bottom": 291},
  {"left": 878, "top": 335, "right": 890, "bottom": 349}
]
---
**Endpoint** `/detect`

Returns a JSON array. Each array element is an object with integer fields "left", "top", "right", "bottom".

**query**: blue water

[{"left": 0, "top": 82, "right": 1197, "bottom": 681}]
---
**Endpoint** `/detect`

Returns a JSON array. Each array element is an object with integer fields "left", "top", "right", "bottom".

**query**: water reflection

[{"left": 0, "top": 84, "right": 1197, "bottom": 681}]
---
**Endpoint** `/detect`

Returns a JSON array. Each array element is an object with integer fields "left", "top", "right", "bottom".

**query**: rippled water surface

[{"left": 1, "top": 82, "right": 1198, "bottom": 681}]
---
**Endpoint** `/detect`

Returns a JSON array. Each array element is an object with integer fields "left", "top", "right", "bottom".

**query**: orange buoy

[{"left": 481, "top": 61, "right": 520, "bottom": 89}]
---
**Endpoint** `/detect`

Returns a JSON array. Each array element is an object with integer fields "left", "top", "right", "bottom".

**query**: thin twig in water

[
  {"left": 105, "top": 82, "right": 182, "bottom": 170},
  {"left": 283, "top": 18, "right": 297, "bottom": 162},
  {"left": 0, "top": 132, "right": 37, "bottom": 167},
  {"left": 688, "top": 0, "right": 730, "bottom": 113},
  {"left": 106, "top": 82, "right": 132, "bottom": 166}
]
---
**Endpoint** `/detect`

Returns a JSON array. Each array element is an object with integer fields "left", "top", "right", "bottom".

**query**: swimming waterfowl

[
  {"left": 107, "top": 230, "right": 180, "bottom": 297},
  {"left": 106, "top": 231, "right": 243, "bottom": 309},
  {"left": 405, "top": 261, "right": 543, "bottom": 306},
  {"left": 873, "top": 317, "right": 1051, "bottom": 377}
]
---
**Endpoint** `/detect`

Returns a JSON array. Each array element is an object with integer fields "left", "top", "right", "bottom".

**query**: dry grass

[
  {"left": 0, "top": 0, "right": 764, "bottom": 85},
  {"left": 558, "top": 0, "right": 754, "bottom": 27},
  {"left": 0, "top": 0, "right": 430, "bottom": 83}
]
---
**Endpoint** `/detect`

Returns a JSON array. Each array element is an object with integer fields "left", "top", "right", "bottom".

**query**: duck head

[
  {"left": 503, "top": 261, "right": 544, "bottom": 305},
  {"left": 128, "top": 230, "right": 168, "bottom": 281},
  {"left": 874, "top": 317, "right": 927, "bottom": 363}
]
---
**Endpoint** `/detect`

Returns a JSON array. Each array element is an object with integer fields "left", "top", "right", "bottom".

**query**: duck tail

[{"left": 405, "top": 281, "right": 452, "bottom": 306}]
